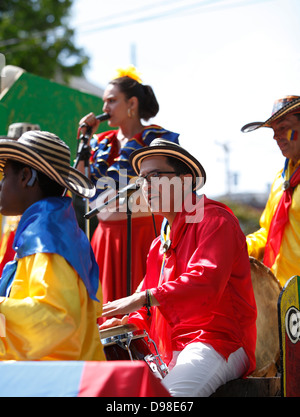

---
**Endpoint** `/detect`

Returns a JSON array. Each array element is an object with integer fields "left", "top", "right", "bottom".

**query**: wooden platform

[{"left": 211, "top": 377, "right": 281, "bottom": 397}]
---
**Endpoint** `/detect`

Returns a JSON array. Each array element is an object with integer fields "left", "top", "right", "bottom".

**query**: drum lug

[
  {"left": 145, "top": 334, "right": 169, "bottom": 378},
  {"left": 116, "top": 334, "right": 134, "bottom": 360}
]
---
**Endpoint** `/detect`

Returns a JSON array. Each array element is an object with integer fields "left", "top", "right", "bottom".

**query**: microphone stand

[
  {"left": 73, "top": 128, "right": 92, "bottom": 240},
  {"left": 126, "top": 199, "right": 132, "bottom": 296},
  {"left": 85, "top": 184, "right": 138, "bottom": 296}
]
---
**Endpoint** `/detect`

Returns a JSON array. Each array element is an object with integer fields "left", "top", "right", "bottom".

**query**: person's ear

[
  {"left": 21, "top": 167, "right": 37, "bottom": 187},
  {"left": 27, "top": 168, "right": 37, "bottom": 187},
  {"left": 128, "top": 96, "right": 139, "bottom": 115}
]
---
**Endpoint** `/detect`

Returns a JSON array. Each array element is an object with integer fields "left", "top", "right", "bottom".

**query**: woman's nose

[{"left": 103, "top": 102, "right": 109, "bottom": 112}]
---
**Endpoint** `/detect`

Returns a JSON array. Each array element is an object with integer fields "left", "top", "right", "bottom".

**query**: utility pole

[
  {"left": 215, "top": 141, "right": 233, "bottom": 196},
  {"left": 216, "top": 141, "right": 239, "bottom": 195},
  {"left": 130, "top": 43, "right": 137, "bottom": 67}
]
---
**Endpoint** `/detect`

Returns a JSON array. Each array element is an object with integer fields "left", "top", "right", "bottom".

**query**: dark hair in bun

[{"left": 109, "top": 76, "right": 159, "bottom": 121}]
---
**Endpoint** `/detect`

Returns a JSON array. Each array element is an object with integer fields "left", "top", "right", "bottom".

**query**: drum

[
  {"left": 100, "top": 323, "right": 168, "bottom": 379},
  {"left": 250, "top": 257, "right": 282, "bottom": 377}
]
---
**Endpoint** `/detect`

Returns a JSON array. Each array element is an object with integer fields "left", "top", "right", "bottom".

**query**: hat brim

[
  {"left": 241, "top": 122, "right": 264, "bottom": 133},
  {"left": 130, "top": 144, "right": 206, "bottom": 191},
  {"left": 241, "top": 97, "right": 300, "bottom": 133},
  {"left": 0, "top": 136, "right": 15, "bottom": 139},
  {"left": 0, "top": 140, "right": 95, "bottom": 199}
]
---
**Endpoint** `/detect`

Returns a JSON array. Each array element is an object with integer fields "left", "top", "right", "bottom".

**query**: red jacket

[{"left": 129, "top": 194, "right": 257, "bottom": 376}]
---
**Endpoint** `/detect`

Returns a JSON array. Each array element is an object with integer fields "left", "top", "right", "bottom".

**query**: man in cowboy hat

[
  {"left": 0, "top": 130, "right": 106, "bottom": 361},
  {"left": 100, "top": 139, "right": 257, "bottom": 397},
  {"left": 241, "top": 95, "right": 300, "bottom": 287}
]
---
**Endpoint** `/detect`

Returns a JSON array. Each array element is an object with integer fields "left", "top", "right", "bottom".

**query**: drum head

[
  {"left": 250, "top": 257, "right": 282, "bottom": 377},
  {"left": 100, "top": 323, "right": 145, "bottom": 346},
  {"left": 100, "top": 323, "right": 138, "bottom": 339}
]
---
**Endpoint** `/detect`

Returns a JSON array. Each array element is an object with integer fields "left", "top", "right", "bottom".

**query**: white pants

[{"left": 162, "top": 342, "right": 250, "bottom": 397}]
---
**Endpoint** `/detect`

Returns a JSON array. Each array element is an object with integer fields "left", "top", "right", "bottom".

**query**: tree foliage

[
  {"left": 219, "top": 198, "right": 262, "bottom": 236},
  {"left": 0, "top": 0, "right": 89, "bottom": 81}
]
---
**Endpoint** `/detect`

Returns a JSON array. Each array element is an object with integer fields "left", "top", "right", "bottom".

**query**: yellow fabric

[
  {"left": 247, "top": 161, "right": 300, "bottom": 287},
  {"left": 0, "top": 252, "right": 105, "bottom": 361}
]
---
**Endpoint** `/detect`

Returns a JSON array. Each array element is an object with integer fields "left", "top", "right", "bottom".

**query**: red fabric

[
  {"left": 0, "top": 230, "right": 16, "bottom": 276},
  {"left": 285, "top": 333, "right": 300, "bottom": 397},
  {"left": 264, "top": 166, "right": 300, "bottom": 268},
  {"left": 78, "top": 361, "right": 170, "bottom": 397},
  {"left": 92, "top": 215, "right": 163, "bottom": 305},
  {"left": 129, "top": 194, "right": 257, "bottom": 376},
  {"left": 149, "top": 304, "right": 173, "bottom": 365}
]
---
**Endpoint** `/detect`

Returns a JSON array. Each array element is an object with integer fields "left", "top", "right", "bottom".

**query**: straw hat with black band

[
  {"left": 130, "top": 138, "right": 206, "bottom": 191},
  {"left": 0, "top": 130, "right": 95, "bottom": 199},
  {"left": 241, "top": 95, "right": 300, "bottom": 133}
]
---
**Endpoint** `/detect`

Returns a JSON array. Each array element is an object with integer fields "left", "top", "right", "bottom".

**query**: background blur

[
  {"left": 1, "top": 0, "right": 300, "bottom": 232},
  {"left": 71, "top": 0, "right": 300, "bottom": 199}
]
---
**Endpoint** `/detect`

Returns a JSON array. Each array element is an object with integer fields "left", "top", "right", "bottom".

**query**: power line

[
  {"left": 73, "top": 0, "right": 182, "bottom": 28},
  {"left": 0, "top": 0, "right": 186, "bottom": 48},
  {"left": 75, "top": 0, "right": 274, "bottom": 35},
  {"left": 0, "top": 0, "right": 219, "bottom": 47},
  {"left": 76, "top": 0, "right": 225, "bottom": 34},
  {"left": 1, "top": 0, "right": 275, "bottom": 48}
]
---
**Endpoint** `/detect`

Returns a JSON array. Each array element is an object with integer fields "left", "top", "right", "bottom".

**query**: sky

[{"left": 70, "top": 0, "right": 300, "bottom": 198}]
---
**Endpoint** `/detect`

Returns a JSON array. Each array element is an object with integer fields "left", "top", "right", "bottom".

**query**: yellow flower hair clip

[{"left": 112, "top": 65, "right": 142, "bottom": 83}]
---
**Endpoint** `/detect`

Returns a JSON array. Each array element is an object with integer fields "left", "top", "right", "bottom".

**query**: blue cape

[{"left": 0, "top": 197, "right": 99, "bottom": 301}]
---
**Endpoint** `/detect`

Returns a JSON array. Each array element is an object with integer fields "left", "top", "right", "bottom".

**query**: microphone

[
  {"left": 84, "top": 182, "right": 139, "bottom": 219},
  {"left": 79, "top": 113, "right": 110, "bottom": 129},
  {"left": 95, "top": 113, "right": 110, "bottom": 122}
]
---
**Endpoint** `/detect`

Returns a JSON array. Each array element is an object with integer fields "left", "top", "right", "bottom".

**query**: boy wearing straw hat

[
  {"left": 0, "top": 123, "right": 41, "bottom": 275},
  {"left": 0, "top": 130, "right": 105, "bottom": 361},
  {"left": 241, "top": 95, "right": 300, "bottom": 287},
  {"left": 100, "top": 139, "right": 257, "bottom": 397}
]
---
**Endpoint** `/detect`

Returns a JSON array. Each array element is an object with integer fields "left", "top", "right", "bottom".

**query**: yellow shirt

[
  {"left": 0, "top": 252, "right": 106, "bottom": 361},
  {"left": 247, "top": 161, "right": 300, "bottom": 287}
]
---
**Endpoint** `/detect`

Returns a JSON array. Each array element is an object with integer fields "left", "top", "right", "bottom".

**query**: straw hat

[
  {"left": 130, "top": 138, "right": 206, "bottom": 191},
  {"left": 0, "top": 130, "right": 95, "bottom": 199},
  {"left": 241, "top": 95, "right": 300, "bottom": 133}
]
